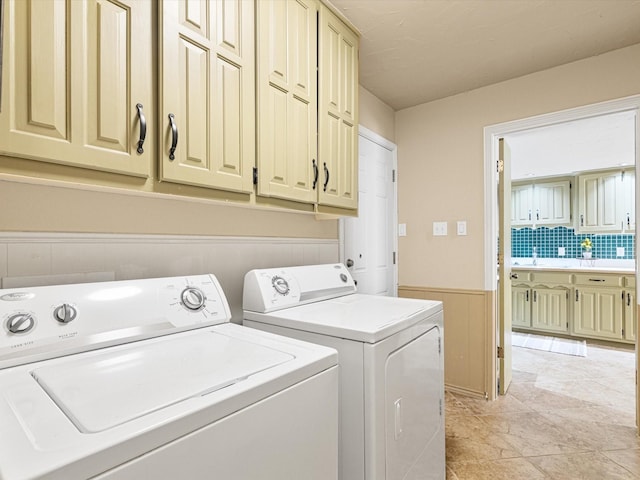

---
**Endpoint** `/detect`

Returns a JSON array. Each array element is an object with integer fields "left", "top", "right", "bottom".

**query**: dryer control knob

[
  {"left": 54, "top": 303, "right": 77, "bottom": 324},
  {"left": 6, "top": 313, "right": 36, "bottom": 334},
  {"left": 272, "top": 276, "right": 290, "bottom": 295},
  {"left": 181, "top": 287, "right": 206, "bottom": 311}
]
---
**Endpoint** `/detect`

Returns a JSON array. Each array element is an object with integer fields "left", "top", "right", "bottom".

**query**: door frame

[
  {"left": 339, "top": 125, "right": 399, "bottom": 296},
  {"left": 484, "top": 95, "right": 640, "bottom": 411}
]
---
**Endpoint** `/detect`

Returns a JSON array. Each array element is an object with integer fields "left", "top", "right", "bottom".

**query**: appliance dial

[
  {"left": 272, "top": 276, "right": 290, "bottom": 295},
  {"left": 6, "top": 313, "right": 36, "bottom": 334},
  {"left": 54, "top": 303, "right": 77, "bottom": 324},
  {"left": 181, "top": 287, "right": 206, "bottom": 311}
]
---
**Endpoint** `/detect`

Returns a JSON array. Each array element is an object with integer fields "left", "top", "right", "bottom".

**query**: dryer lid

[
  {"left": 31, "top": 331, "right": 294, "bottom": 433},
  {"left": 246, "top": 294, "right": 442, "bottom": 343}
]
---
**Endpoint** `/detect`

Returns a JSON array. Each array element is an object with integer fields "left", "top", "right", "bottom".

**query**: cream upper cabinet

[
  {"left": 317, "top": 4, "right": 359, "bottom": 210},
  {"left": 256, "top": 0, "right": 318, "bottom": 204},
  {"left": 159, "top": 0, "right": 254, "bottom": 193},
  {"left": 0, "top": 0, "right": 152, "bottom": 177},
  {"left": 511, "top": 180, "right": 570, "bottom": 226},
  {"left": 578, "top": 169, "right": 634, "bottom": 232}
]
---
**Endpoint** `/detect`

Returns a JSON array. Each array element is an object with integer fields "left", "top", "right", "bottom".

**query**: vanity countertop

[{"left": 511, "top": 258, "right": 635, "bottom": 274}]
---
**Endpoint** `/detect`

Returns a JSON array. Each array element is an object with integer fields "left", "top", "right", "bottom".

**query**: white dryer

[
  {"left": 243, "top": 263, "right": 445, "bottom": 480},
  {"left": 0, "top": 275, "right": 338, "bottom": 480}
]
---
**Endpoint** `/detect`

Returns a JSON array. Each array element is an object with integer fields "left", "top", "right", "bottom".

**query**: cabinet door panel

[
  {"left": 161, "top": 0, "right": 254, "bottom": 193},
  {"left": 1, "top": 0, "right": 152, "bottom": 177},
  {"left": 318, "top": 4, "right": 358, "bottom": 209},
  {"left": 7, "top": 0, "right": 68, "bottom": 141},
  {"left": 257, "top": 0, "right": 317, "bottom": 203},
  {"left": 574, "top": 288, "right": 623, "bottom": 340},
  {"left": 532, "top": 288, "right": 568, "bottom": 333},
  {"left": 87, "top": 1, "right": 129, "bottom": 152},
  {"left": 512, "top": 287, "right": 531, "bottom": 328}
]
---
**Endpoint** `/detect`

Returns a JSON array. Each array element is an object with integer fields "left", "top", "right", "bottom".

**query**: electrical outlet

[
  {"left": 617, "top": 247, "right": 625, "bottom": 257},
  {"left": 558, "top": 247, "right": 565, "bottom": 257},
  {"left": 433, "top": 222, "right": 447, "bottom": 236},
  {"left": 398, "top": 224, "right": 407, "bottom": 237}
]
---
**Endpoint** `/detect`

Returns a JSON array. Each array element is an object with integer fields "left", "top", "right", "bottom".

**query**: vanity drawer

[
  {"left": 624, "top": 276, "right": 635, "bottom": 288},
  {"left": 574, "top": 273, "right": 622, "bottom": 287},
  {"left": 529, "top": 272, "right": 573, "bottom": 284}
]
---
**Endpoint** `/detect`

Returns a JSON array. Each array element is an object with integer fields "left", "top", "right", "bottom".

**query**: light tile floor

[{"left": 446, "top": 343, "right": 639, "bottom": 479}]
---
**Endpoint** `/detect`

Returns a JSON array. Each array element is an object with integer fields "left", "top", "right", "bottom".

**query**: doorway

[
  {"left": 484, "top": 95, "right": 640, "bottom": 426},
  {"left": 340, "top": 125, "right": 398, "bottom": 296}
]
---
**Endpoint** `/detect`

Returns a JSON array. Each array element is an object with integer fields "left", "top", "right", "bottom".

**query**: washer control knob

[
  {"left": 6, "top": 313, "right": 36, "bottom": 334},
  {"left": 181, "top": 287, "right": 206, "bottom": 311},
  {"left": 272, "top": 276, "right": 290, "bottom": 295},
  {"left": 54, "top": 304, "right": 77, "bottom": 324}
]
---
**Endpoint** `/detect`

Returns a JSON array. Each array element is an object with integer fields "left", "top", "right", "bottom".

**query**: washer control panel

[{"left": 0, "top": 275, "right": 231, "bottom": 369}]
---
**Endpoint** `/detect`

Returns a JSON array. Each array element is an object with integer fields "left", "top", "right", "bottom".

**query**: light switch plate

[
  {"left": 456, "top": 221, "right": 467, "bottom": 236},
  {"left": 398, "top": 224, "right": 407, "bottom": 237},
  {"left": 433, "top": 222, "right": 447, "bottom": 236},
  {"left": 617, "top": 247, "right": 625, "bottom": 257}
]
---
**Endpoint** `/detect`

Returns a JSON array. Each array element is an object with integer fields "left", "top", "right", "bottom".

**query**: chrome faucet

[{"left": 532, "top": 246, "right": 537, "bottom": 266}]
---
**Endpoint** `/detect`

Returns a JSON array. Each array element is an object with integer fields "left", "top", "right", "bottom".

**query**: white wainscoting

[{"left": 0, "top": 233, "right": 339, "bottom": 322}]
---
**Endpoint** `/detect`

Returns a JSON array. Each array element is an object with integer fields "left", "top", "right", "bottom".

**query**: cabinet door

[
  {"left": 317, "top": 4, "right": 359, "bottom": 210},
  {"left": 511, "top": 286, "right": 531, "bottom": 328},
  {"left": 531, "top": 287, "right": 568, "bottom": 333},
  {"left": 256, "top": 0, "right": 318, "bottom": 204},
  {"left": 159, "top": 0, "right": 254, "bottom": 193},
  {"left": 578, "top": 171, "right": 628, "bottom": 232},
  {"left": 535, "top": 181, "right": 570, "bottom": 225},
  {"left": 624, "top": 290, "right": 637, "bottom": 342},
  {"left": 0, "top": 0, "right": 152, "bottom": 177},
  {"left": 619, "top": 170, "right": 635, "bottom": 232},
  {"left": 574, "top": 287, "right": 623, "bottom": 340},
  {"left": 511, "top": 184, "right": 534, "bottom": 225}
]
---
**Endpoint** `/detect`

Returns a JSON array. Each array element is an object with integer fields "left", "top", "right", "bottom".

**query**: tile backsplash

[{"left": 512, "top": 226, "right": 635, "bottom": 259}]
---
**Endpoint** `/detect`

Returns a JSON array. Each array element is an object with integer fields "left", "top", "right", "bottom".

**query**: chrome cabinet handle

[
  {"left": 575, "top": 289, "right": 579, "bottom": 301},
  {"left": 526, "top": 290, "right": 529, "bottom": 301},
  {"left": 580, "top": 214, "right": 584, "bottom": 226},
  {"left": 627, "top": 213, "right": 631, "bottom": 228},
  {"left": 346, "top": 258, "right": 354, "bottom": 267},
  {"left": 536, "top": 209, "right": 539, "bottom": 221},
  {"left": 168, "top": 114, "right": 178, "bottom": 161},
  {"left": 627, "top": 292, "right": 631, "bottom": 307},
  {"left": 312, "top": 159, "right": 319, "bottom": 190},
  {"left": 528, "top": 210, "right": 531, "bottom": 221},
  {"left": 510, "top": 273, "right": 518, "bottom": 280},
  {"left": 533, "top": 290, "right": 537, "bottom": 302},
  {"left": 323, "top": 162, "right": 330, "bottom": 192},
  {"left": 588, "top": 278, "right": 605, "bottom": 282},
  {"left": 136, "top": 103, "right": 147, "bottom": 154}
]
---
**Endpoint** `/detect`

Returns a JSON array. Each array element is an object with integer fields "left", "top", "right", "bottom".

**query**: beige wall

[
  {"left": 359, "top": 86, "right": 396, "bottom": 142},
  {"left": 396, "top": 43, "right": 640, "bottom": 291}
]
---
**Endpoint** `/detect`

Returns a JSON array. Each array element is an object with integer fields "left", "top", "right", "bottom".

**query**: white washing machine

[
  {"left": 243, "top": 263, "right": 445, "bottom": 480},
  {"left": 0, "top": 275, "right": 339, "bottom": 480}
]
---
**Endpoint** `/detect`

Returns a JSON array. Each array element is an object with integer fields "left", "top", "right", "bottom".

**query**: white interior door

[
  {"left": 498, "top": 138, "right": 513, "bottom": 395},
  {"left": 342, "top": 128, "right": 397, "bottom": 296}
]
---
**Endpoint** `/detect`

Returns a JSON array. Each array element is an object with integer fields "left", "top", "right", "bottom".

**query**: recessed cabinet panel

[
  {"left": 1, "top": 0, "right": 152, "bottom": 177},
  {"left": 257, "top": 0, "right": 317, "bottom": 203},
  {"left": 18, "top": 0, "right": 68, "bottom": 139},
  {"left": 160, "top": 0, "right": 254, "bottom": 193},
  {"left": 318, "top": 4, "right": 359, "bottom": 210},
  {"left": 512, "top": 286, "right": 531, "bottom": 328},
  {"left": 531, "top": 288, "right": 568, "bottom": 333},
  {"left": 574, "top": 287, "right": 623, "bottom": 340},
  {"left": 89, "top": 1, "right": 128, "bottom": 152}
]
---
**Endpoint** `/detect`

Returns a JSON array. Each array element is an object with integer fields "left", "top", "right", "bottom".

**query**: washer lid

[
  {"left": 31, "top": 331, "right": 294, "bottom": 433},
  {"left": 246, "top": 294, "right": 442, "bottom": 343}
]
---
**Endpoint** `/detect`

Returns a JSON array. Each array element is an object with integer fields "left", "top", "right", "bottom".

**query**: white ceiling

[
  {"left": 329, "top": 0, "right": 640, "bottom": 111},
  {"left": 328, "top": 0, "right": 640, "bottom": 179},
  {"left": 506, "top": 111, "right": 637, "bottom": 180}
]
